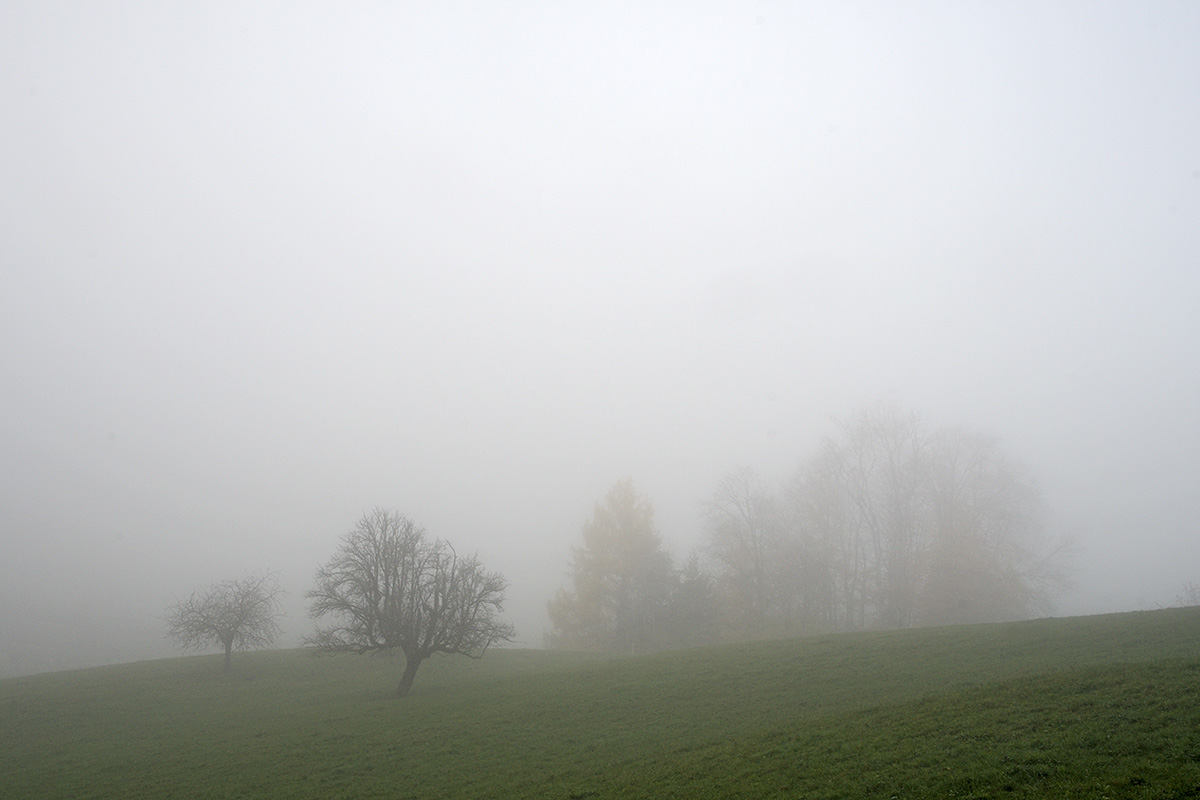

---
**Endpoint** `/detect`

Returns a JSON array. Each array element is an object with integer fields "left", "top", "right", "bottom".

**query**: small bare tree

[
  {"left": 165, "top": 573, "right": 284, "bottom": 671},
  {"left": 1176, "top": 582, "right": 1200, "bottom": 607},
  {"left": 306, "top": 508, "right": 515, "bottom": 697}
]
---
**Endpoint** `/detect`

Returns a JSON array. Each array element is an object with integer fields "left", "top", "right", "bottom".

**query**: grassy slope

[{"left": 3, "top": 608, "right": 1200, "bottom": 799}]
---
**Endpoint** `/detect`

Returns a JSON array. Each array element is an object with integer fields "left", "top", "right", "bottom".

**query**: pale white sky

[{"left": 2, "top": 1, "right": 1198, "bottom": 676}]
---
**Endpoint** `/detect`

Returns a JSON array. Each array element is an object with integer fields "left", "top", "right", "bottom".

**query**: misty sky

[{"left": 2, "top": 2, "right": 1198, "bottom": 677}]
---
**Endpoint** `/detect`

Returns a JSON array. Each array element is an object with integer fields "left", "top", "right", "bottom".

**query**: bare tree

[
  {"left": 784, "top": 405, "right": 1069, "bottom": 631},
  {"left": 843, "top": 407, "right": 930, "bottom": 629},
  {"left": 165, "top": 573, "right": 284, "bottom": 671},
  {"left": 306, "top": 508, "right": 514, "bottom": 698},
  {"left": 920, "top": 428, "right": 1057, "bottom": 624},
  {"left": 704, "top": 467, "right": 780, "bottom": 631},
  {"left": 785, "top": 448, "right": 867, "bottom": 631},
  {"left": 1176, "top": 582, "right": 1200, "bottom": 607}
]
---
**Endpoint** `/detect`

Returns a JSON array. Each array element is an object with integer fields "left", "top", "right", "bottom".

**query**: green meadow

[{"left": 4, "top": 607, "right": 1200, "bottom": 798}]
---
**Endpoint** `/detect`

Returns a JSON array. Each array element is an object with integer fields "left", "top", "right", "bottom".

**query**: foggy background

[{"left": 2, "top": 2, "right": 1197, "bottom": 677}]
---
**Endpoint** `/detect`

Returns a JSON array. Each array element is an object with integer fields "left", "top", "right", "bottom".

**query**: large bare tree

[
  {"left": 306, "top": 508, "right": 514, "bottom": 698},
  {"left": 165, "top": 573, "right": 284, "bottom": 671}
]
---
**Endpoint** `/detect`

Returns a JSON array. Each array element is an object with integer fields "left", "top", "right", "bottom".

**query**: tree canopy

[
  {"left": 552, "top": 407, "right": 1072, "bottom": 653},
  {"left": 547, "top": 478, "right": 679, "bottom": 653}
]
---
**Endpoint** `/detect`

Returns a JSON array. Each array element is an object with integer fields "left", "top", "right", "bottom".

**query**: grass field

[{"left": 4, "top": 607, "right": 1200, "bottom": 798}]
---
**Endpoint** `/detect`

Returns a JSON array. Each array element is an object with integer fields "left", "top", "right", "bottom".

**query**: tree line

[
  {"left": 165, "top": 508, "right": 513, "bottom": 697},
  {"left": 164, "top": 404, "right": 1076, "bottom": 693},
  {"left": 547, "top": 405, "right": 1074, "bottom": 653}
]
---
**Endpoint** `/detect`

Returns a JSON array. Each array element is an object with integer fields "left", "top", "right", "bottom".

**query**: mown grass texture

[{"left": 3, "top": 607, "right": 1200, "bottom": 798}]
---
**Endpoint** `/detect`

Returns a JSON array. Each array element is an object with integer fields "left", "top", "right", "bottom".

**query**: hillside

[{"left": 3, "top": 608, "right": 1200, "bottom": 798}]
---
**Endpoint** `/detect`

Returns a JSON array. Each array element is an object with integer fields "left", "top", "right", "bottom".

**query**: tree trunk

[
  {"left": 395, "top": 652, "right": 423, "bottom": 698},
  {"left": 223, "top": 640, "right": 232, "bottom": 672}
]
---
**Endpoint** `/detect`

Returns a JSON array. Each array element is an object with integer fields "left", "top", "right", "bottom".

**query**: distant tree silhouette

[
  {"left": 782, "top": 405, "right": 1070, "bottom": 631},
  {"left": 547, "top": 479, "right": 676, "bottom": 653},
  {"left": 704, "top": 467, "right": 782, "bottom": 632},
  {"left": 165, "top": 573, "right": 283, "bottom": 671}
]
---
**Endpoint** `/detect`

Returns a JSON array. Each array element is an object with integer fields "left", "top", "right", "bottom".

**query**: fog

[{"left": 2, "top": 2, "right": 1197, "bottom": 677}]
